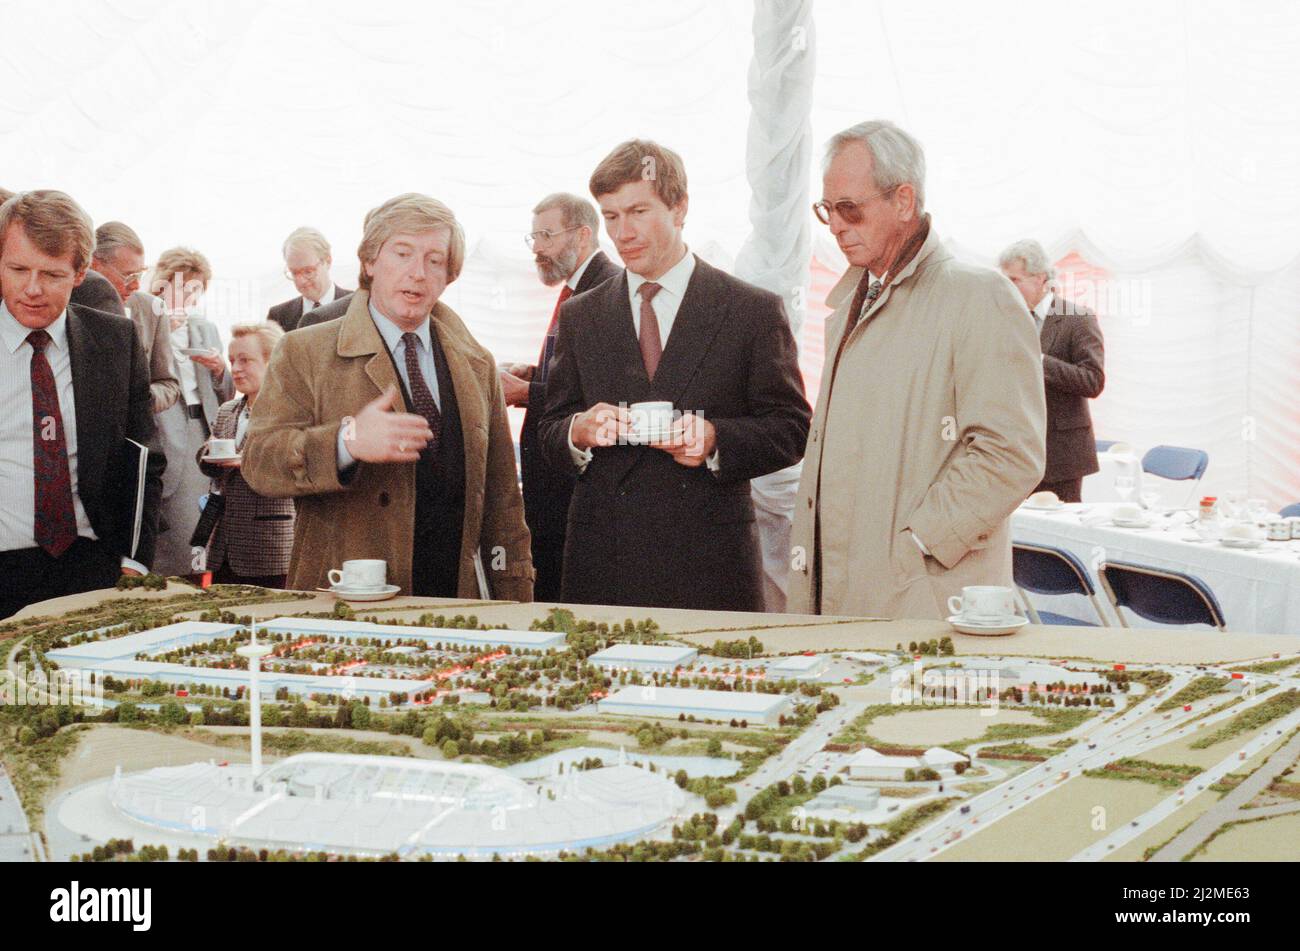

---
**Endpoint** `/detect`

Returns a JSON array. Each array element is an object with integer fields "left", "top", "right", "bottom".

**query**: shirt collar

[
  {"left": 306, "top": 284, "right": 333, "bottom": 308},
  {"left": 368, "top": 300, "right": 431, "bottom": 355},
  {"left": 628, "top": 246, "right": 695, "bottom": 301},
  {"left": 1033, "top": 291, "right": 1054, "bottom": 322},
  {"left": 0, "top": 301, "right": 69, "bottom": 355},
  {"left": 566, "top": 252, "right": 598, "bottom": 291}
]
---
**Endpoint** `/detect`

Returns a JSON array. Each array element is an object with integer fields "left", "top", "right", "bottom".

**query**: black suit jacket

[
  {"left": 520, "top": 251, "right": 621, "bottom": 542},
  {"left": 66, "top": 304, "right": 167, "bottom": 566},
  {"left": 1040, "top": 296, "right": 1105, "bottom": 482},
  {"left": 539, "top": 256, "right": 811, "bottom": 612},
  {"left": 295, "top": 290, "right": 355, "bottom": 330},
  {"left": 267, "top": 286, "right": 351, "bottom": 332},
  {"left": 68, "top": 269, "right": 126, "bottom": 318}
]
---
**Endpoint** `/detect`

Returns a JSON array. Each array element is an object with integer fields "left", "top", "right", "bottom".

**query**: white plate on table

[
  {"left": 1111, "top": 517, "right": 1153, "bottom": 529},
  {"left": 1219, "top": 538, "right": 1264, "bottom": 550},
  {"left": 947, "top": 615, "right": 1030, "bottom": 636},
  {"left": 319, "top": 584, "right": 401, "bottom": 602}
]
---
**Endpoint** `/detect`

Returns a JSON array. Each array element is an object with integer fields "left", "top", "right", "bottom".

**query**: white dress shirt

[
  {"left": 0, "top": 304, "right": 96, "bottom": 551},
  {"left": 302, "top": 283, "right": 338, "bottom": 315},
  {"left": 170, "top": 321, "right": 201, "bottom": 406},
  {"left": 567, "top": 252, "right": 597, "bottom": 292},
  {"left": 1031, "top": 291, "right": 1053, "bottom": 334}
]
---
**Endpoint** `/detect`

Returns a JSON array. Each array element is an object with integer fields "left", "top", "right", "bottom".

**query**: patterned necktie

[
  {"left": 401, "top": 332, "right": 442, "bottom": 458},
  {"left": 638, "top": 282, "right": 663, "bottom": 380},
  {"left": 536, "top": 284, "right": 573, "bottom": 386},
  {"left": 28, "top": 330, "right": 78, "bottom": 556}
]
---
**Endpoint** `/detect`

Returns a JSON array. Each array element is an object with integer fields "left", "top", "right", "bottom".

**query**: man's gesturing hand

[
  {"left": 344, "top": 386, "right": 433, "bottom": 463},
  {"left": 570, "top": 402, "right": 628, "bottom": 450}
]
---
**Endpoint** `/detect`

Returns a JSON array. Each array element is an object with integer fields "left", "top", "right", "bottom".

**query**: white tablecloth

[{"left": 1011, "top": 504, "right": 1300, "bottom": 635}]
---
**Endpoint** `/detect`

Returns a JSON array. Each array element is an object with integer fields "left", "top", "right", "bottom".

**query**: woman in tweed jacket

[{"left": 197, "top": 322, "right": 295, "bottom": 587}]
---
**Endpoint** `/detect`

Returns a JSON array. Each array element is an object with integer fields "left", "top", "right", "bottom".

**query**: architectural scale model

[{"left": 1, "top": 582, "right": 1297, "bottom": 862}]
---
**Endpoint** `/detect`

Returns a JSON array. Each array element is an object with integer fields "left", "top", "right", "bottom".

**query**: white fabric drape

[
  {"left": 3, "top": 0, "right": 1297, "bottom": 510},
  {"left": 735, "top": 0, "right": 816, "bottom": 612}
]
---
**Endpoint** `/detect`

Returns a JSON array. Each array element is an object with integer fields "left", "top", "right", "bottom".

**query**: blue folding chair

[
  {"left": 1099, "top": 561, "right": 1226, "bottom": 631},
  {"left": 1141, "top": 445, "right": 1209, "bottom": 481},
  {"left": 1012, "top": 542, "right": 1109, "bottom": 626},
  {"left": 1095, "top": 439, "right": 1118, "bottom": 453},
  {"left": 1280, "top": 502, "right": 1300, "bottom": 518}
]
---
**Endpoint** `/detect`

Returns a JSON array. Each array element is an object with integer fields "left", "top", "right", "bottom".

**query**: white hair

[
  {"left": 998, "top": 239, "right": 1056, "bottom": 281},
  {"left": 824, "top": 120, "right": 927, "bottom": 214},
  {"left": 281, "top": 226, "right": 331, "bottom": 262}
]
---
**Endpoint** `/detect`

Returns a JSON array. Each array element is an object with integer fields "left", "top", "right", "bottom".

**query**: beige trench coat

[
  {"left": 242, "top": 291, "right": 533, "bottom": 601},
  {"left": 788, "top": 227, "right": 1045, "bottom": 619}
]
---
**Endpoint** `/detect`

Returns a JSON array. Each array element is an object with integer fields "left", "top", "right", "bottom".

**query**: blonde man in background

[{"left": 267, "top": 226, "right": 350, "bottom": 331}]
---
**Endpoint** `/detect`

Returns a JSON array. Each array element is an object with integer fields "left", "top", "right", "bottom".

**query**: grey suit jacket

[
  {"left": 125, "top": 292, "right": 182, "bottom": 414},
  {"left": 1040, "top": 296, "right": 1105, "bottom": 482},
  {"left": 267, "top": 286, "right": 351, "bottom": 332}
]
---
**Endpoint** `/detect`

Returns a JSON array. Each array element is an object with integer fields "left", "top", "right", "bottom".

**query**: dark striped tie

[{"left": 28, "top": 330, "right": 78, "bottom": 556}]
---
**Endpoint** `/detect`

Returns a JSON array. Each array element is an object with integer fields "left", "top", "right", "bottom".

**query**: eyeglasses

[
  {"left": 284, "top": 262, "right": 324, "bottom": 281},
  {"left": 812, "top": 188, "right": 896, "bottom": 225},
  {"left": 99, "top": 259, "right": 148, "bottom": 286},
  {"left": 524, "top": 226, "right": 582, "bottom": 251}
]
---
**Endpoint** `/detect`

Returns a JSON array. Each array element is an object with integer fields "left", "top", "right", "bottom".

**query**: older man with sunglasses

[{"left": 788, "top": 120, "right": 1046, "bottom": 621}]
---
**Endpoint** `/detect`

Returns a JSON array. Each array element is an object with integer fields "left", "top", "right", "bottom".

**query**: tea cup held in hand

[
  {"left": 628, "top": 401, "right": 674, "bottom": 439},
  {"left": 947, "top": 586, "right": 1016, "bottom": 622},
  {"left": 207, "top": 438, "right": 238, "bottom": 458},
  {"left": 328, "top": 559, "right": 387, "bottom": 591}
]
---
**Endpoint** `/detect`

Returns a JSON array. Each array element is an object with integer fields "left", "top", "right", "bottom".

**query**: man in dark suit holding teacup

[{"left": 539, "top": 140, "right": 811, "bottom": 612}]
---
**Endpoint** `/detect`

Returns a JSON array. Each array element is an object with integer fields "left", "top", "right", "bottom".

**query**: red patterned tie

[
  {"left": 401, "top": 332, "right": 442, "bottom": 458},
  {"left": 535, "top": 284, "right": 573, "bottom": 384},
  {"left": 28, "top": 330, "right": 78, "bottom": 556},
  {"left": 638, "top": 282, "right": 663, "bottom": 380}
]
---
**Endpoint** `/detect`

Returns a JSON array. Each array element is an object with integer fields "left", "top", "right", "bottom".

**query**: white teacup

[
  {"left": 1028, "top": 490, "right": 1060, "bottom": 507},
  {"left": 208, "top": 438, "right": 237, "bottom": 458},
  {"left": 328, "top": 559, "right": 387, "bottom": 590},
  {"left": 1265, "top": 518, "right": 1290, "bottom": 541},
  {"left": 628, "top": 401, "right": 674, "bottom": 437},
  {"left": 1113, "top": 503, "right": 1143, "bottom": 522},
  {"left": 1287, "top": 517, "right": 1300, "bottom": 540},
  {"left": 947, "top": 586, "right": 1016, "bottom": 622}
]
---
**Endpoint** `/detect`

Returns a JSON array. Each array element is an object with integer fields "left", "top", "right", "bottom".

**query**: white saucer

[
  {"left": 327, "top": 584, "right": 400, "bottom": 602},
  {"left": 947, "top": 614, "right": 1030, "bottom": 636},
  {"left": 178, "top": 347, "right": 214, "bottom": 357},
  {"left": 202, "top": 453, "right": 241, "bottom": 462},
  {"left": 1111, "top": 517, "right": 1152, "bottom": 529},
  {"left": 1219, "top": 538, "right": 1264, "bottom": 550},
  {"left": 1021, "top": 501, "right": 1065, "bottom": 511},
  {"left": 624, "top": 427, "right": 680, "bottom": 445}
]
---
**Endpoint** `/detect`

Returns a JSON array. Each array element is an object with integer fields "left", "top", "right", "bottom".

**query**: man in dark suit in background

[
  {"left": 500, "top": 192, "right": 619, "bottom": 602},
  {"left": 1000, "top": 239, "right": 1105, "bottom": 503},
  {"left": 539, "top": 140, "right": 811, "bottom": 612},
  {"left": 0, "top": 191, "right": 164, "bottom": 619},
  {"left": 266, "top": 227, "right": 350, "bottom": 332}
]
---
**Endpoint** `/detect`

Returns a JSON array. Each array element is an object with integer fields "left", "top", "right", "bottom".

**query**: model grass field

[{"left": 2, "top": 582, "right": 1299, "bottom": 862}]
